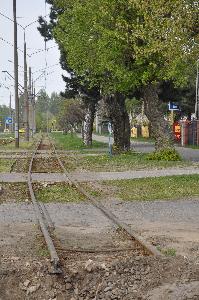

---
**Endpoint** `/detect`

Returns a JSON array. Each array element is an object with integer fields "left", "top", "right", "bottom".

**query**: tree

[
  {"left": 49, "top": 92, "right": 64, "bottom": 116},
  {"left": 35, "top": 90, "right": 50, "bottom": 131},
  {"left": 58, "top": 99, "right": 84, "bottom": 133},
  {"left": 54, "top": 0, "right": 198, "bottom": 150},
  {"left": 0, "top": 105, "right": 10, "bottom": 132},
  {"left": 60, "top": 75, "right": 100, "bottom": 145},
  {"left": 38, "top": 1, "right": 100, "bottom": 146}
]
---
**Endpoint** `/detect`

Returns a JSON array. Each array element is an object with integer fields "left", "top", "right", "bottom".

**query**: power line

[
  {"left": 28, "top": 45, "right": 56, "bottom": 57},
  {"left": 0, "top": 36, "right": 24, "bottom": 53},
  {"left": 32, "top": 63, "right": 59, "bottom": 73},
  {"left": 0, "top": 36, "right": 56, "bottom": 57},
  {"left": 0, "top": 11, "right": 49, "bottom": 30}
]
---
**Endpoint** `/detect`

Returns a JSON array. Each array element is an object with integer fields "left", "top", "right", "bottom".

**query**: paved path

[
  {"left": 92, "top": 134, "right": 199, "bottom": 161},
  {"left": 1, "top": 166, "right": 199, "bottom": 183}
]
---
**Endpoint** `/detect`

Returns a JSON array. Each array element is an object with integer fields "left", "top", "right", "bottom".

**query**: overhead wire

[{"left": 0, "top": 36, "right": 24, "bottom": 53}]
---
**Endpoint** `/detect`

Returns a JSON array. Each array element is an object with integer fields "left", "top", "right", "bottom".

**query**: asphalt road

[{"left": 92, "top": 134, "right": 199, "bottom": 162}]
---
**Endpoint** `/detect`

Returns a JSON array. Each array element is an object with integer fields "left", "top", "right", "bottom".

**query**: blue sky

[{"left": 0, "top": 0, "right": 66, "bottom": 107}]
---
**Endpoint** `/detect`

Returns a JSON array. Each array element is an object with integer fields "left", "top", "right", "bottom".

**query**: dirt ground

[
  {"left": 1, "top": 197, "right": 199, "bottom": 299},
  {"left": 1, "top": 221, "right": 199, "bottom": 300},
  {"left": 1, "top": 150, "right": 199, "bottom": 300},
  {"left": 1, "top": 226, "right": 199, "bottom": 300}
]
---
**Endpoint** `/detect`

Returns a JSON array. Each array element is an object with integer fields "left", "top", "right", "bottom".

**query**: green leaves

[{"left": 54, "top": 0, "right": 198, "bottom": 93}]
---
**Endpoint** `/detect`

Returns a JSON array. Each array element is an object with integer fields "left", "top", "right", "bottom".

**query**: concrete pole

[
  {"left": 24, "top": 31, "right": 29, "bottom": 141},
  {"left": 13, "top": 0, "right": 19, "bottom": 147},
  {"left": 33, "top": 87, "right": 36, "bottom": 134},
  {"left": 28, "top": 67, "right": 33, "bottom": 135},
  {"left": 9, "top": 93, "right": 13, "bottom": 132}
]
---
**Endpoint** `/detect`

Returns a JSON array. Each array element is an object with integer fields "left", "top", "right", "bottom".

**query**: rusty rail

[
  {"left": 28, "top": 137, "right": 61, "bottom": 274},
  {"left": 50, "top": 136, "right": 162, "bottom": 257}
]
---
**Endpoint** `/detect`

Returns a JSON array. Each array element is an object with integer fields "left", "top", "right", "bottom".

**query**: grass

[
  {"left": 34, "top": 183, "right": 85, "bottom": 203},
  {"left": 50, "top": 132, "right": 107, "bottom": 151},
  {"left": 0, "top": 183, "right": 30, "bottom": 203},
  {"left": 35, "top": 233, "right": 50, "bottom": 258},
  {"left": 157, "top": 246, "right": 176, "bottom": 256},
  {"left": 184, "top": 144, "right": 199, "bottom": 150},
  {"left": 62, "top": 151, "right": 192, "bottom": 172},
  {"left": 0, "top": 138, "right": 35, "bottom": 150},
  {"left": 101, "top": 174, "right": 199, "bottom": 201},
  {"left": 0, "top": 133, "right": 14, "bottom": 139},
  {"left": 0, "top": 159, "right": 14, "bottom": 172}
]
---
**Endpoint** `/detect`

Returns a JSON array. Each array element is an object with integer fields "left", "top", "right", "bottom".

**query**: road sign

[
  {"left": 5, "top": 117, "right": 13, "bottom": 125},
  {"left": 168, "top": 102, "right": 180, "bottom": 111}
]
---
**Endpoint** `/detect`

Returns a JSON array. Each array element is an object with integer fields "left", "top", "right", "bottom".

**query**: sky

[{"left": 0, "top": 0, "right": 66, "bottom": 108}]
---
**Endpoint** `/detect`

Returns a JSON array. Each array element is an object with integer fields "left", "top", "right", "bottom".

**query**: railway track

[{"left": 22, "top": 135, "right": 162, "bottom": 275}]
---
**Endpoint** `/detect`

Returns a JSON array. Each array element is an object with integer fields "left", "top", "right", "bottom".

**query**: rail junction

[
  {"left": 1, "top": 135, "right": 199, "bottom": 299},
  {"left": 5, "top": 135, "right": 161, "bottom": 274}
]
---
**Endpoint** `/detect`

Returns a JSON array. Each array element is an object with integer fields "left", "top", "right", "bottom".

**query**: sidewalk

[{"left": 1, "top": 167, "right": 199, "bottom": 183}]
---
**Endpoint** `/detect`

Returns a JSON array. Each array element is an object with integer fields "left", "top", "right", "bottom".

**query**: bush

[{"left": 146, "top": 148, "right": 181, "bottom": 161}]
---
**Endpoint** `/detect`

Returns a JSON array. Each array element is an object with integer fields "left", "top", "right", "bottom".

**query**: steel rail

[
  {"left": 49, "top": 137, "right": 162, "bottom": 257},
  {"left": 28, "top": 137, "right": 61, "bottom": 274},
  {"left": 9, "top": 137, "right": 40, "bottom": 173}
]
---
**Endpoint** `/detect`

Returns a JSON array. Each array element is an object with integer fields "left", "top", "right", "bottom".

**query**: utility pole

[
  {"left": 9, "top": 93, "right": 13, "bottom": 132},
  {"left": 13, "top": 0, "right": 19, "bottom": 147},
  {"left": 28, "top": 67, "right": 32, "bottom": 136},
  {"left": 33, "top": 87, "right": 36, "bottom": 134},
  {"left": 24, "top": 32, "right": 29, "bottom": 141},
  {"left": 31, "top": 79, "right": 35, "bottom": 136}
]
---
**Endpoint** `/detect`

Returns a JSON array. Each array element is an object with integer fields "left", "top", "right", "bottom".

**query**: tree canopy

[{"left": 54, "top": 0, "right": 198, "bottom": 93}]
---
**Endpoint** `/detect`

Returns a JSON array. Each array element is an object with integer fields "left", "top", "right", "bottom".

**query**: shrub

[{"left": 146, "top": 148, "right": 181, "bottom": 161}]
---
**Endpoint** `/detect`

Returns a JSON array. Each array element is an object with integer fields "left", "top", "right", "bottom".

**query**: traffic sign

[
  {"left": 5, "top": 117, "right": 13, "bottom": 125},
  {"left": 168, "top": 102, "right": 180, "bottom": 111}
]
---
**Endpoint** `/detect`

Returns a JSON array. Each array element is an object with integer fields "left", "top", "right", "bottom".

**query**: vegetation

[
  {"left": 34, "top": 183, "right": 85, "bottom": 203},
  {"left": 62, "top": 152, "right": 191, "bottom": 172},
  {"left": 35, "top": 90, "right": 64, "bottom": 132},
  {"left": 0, "top": 159, "right": 14, "bottom": 172},
  {"left": 0, "top": 183, "right": 29, "bottom": 203},
  {"left": 38, "top": 5, "right": 100, "bottom": 146},
  {"left": 0, "top": 139, "right": 35, "bottom": 150},
  {"left": 53, "top": 0, "right": 197, "bottom": 151},
  {"left": 58, "top": 99, "right": 84, "bottom": 133},
  {"left": 101, "top": 175, "right": 199, "bottom": 201},
  {"left": 50, "top": 132, "right": 106, "bottom": 150},
  {"left": 146, "top": 148, "right": 181, "bottom": 161},
  {"left": 157, "top": 246, "right": 177, "bottom": 256},
  {"left": 0, "top": 105, "right": 11, "bottom": 132}
]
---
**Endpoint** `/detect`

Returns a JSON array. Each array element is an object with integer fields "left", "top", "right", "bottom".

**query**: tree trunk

[
  {"left": 83, "top": 101, "right": 95, "bottom": 146},
  {"left": 142, "top": 84, "right": 174, "bottom": 150},
  {"left": 104, "top": 94, "right": 131, "bottom": 152}
]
